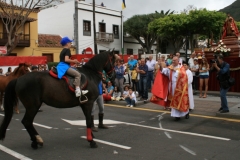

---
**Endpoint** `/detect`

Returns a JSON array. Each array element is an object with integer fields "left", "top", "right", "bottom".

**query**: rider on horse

[{"left": 57, "top": 37, "right": 88, "bottom": 97}]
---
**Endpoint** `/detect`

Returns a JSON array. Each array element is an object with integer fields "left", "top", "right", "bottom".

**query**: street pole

[
  {"left": 121, "top": 11, "right": 124, "bottom": 59},
  {"left": 74, "top": 0, "right": 79, "bottom": 54},
  {"left": 93, "top": 0, "right": 98, "bottom": 54}
]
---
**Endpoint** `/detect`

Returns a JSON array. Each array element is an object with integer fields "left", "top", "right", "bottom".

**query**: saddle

[{"left": 49, "top": 66, "right": 88, "bottom": 92}]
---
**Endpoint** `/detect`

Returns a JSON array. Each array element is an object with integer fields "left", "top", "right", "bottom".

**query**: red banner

[{"left": 0, "top": 56, "right": 47, "bottom": 66}]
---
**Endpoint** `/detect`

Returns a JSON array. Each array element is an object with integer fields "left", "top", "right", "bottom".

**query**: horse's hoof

[
  {"left": 31, "top": 141, "right": 38, "bottom": 149},
  {"left": 90, "top": 141, "right": 98, "bottom": 148},
  {"left": 36, "top": 135, "right": 44, "bottom": 147}
]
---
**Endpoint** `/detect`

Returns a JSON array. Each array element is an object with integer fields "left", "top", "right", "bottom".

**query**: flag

[{"left": 122, "top": 0, "right": 126, "bottom": 9}]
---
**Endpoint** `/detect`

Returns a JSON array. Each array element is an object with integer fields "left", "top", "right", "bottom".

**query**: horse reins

[{"left": 98, "top": 55, "right": 115, "bottom": 78}]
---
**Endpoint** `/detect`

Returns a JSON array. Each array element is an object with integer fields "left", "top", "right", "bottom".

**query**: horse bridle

[{"left": 99, "top": 55, "right": 115, "bottom": 79}]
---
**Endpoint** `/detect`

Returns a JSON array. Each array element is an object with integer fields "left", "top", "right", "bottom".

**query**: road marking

[
  {"left": 81, "top": 136, "right": 131, "bottom": 150},
  {"left": 179, "top": 145, "right": 196, "bottom": 156},
  {"left": 33, "top": 122, "right": 52, "bottom": 129},
  {"left": 0, "top": 144, "right": 32, "bottom": 160},
  {"left": 164, "top": 132, "right": 172, "bottom": 139},
  {"left": 1, "top": 114, "right": 53, "bottom": 129},
  {"left": 63, "top": 119, "right": 230, "bottom": 141},
  {"left": 62, "top": 119, "right": 124, "bottom": 126},
  {"left": 124, "top": 122, "right": 230, "bottom": 141},
  {"left": 105, "top": 104, "right": 240, "bottom": 123}
]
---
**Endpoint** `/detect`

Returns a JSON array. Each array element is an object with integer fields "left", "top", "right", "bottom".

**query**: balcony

[
  {"left": 96, "top": 32, "right": 114, "bottom": 43},
  {"left": 0, "top": 32, "right": 30, "bottom": 47}
]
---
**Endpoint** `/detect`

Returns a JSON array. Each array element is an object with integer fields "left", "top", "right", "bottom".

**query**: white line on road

[
  {"left": 63, "top": 119, "right": 230, "bottom": 141},
  {"left": 33, "top": 122, "right": 52, "bottom": 129},
  {"left": 164, "top": 132, "right": 172, "bottom": 139},
  {"left": 0, "top": 144, "right": 32, "bottom": 160},
  {"left": 81, "top": 136, "right": 131, "bottom": 150},
  {"left": 1, "top": 114, "right": 52, "bottom": 130},
  {"left": 179, "top": 145, "right": 196, "bottom": 156},
  {"left": 124, "top": 122, "right": 230, "bottom": 141}
]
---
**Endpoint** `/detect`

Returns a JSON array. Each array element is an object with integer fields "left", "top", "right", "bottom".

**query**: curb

[{"left": 216, "top": 112, "right": 240, "bottom": 119}]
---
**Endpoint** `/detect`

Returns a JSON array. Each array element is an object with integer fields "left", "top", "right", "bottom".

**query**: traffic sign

[{"left": 0, "top": 46, "right": 7, "bottom": 54}]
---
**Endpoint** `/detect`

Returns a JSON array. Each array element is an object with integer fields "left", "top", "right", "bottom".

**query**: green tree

[
  {"left": 149, "top": 13, "right": 189, "bottom": 53},
  {"left": 236, "top": 21, "right": 240, "bottom": 30},
  {"left": 149, "top": 9, "right": 227, "bottom": 53},
  {"left": 123, "top": 12, "right": 165, "bottom": 54},
  {"left": 187, "top": 9, "right": 226, "bottom": 48}
]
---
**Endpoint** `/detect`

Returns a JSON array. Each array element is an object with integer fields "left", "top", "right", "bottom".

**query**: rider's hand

[{"left": 73, "top": 59, "right": 79, "bottom": 64}]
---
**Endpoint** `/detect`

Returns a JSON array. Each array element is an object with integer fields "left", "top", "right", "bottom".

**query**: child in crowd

[
  {"left": 125, "top": 88, "right": 137, "bottom": 107},
  {"left": 111, "top": 86, "right": 121, "bottom": 101},
  {"left": 131, "top": 66, "right": 138, "bottom": 93},
  {"left": 121, "top": 85, "right": 129, "bottom": 100}
]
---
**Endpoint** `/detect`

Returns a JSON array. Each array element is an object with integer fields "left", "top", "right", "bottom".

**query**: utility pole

[
  {"left": 93, "top": 0, "right": 98, "bottom": 54},
  {"left": 74, "top": 0, "right": 79, "bottom": 54}
]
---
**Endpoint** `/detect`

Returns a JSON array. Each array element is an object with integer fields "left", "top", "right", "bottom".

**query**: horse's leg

[
  {"left": 21, "top": 103, "right": 43, "bottom": 149},
  {"left": 0, "top": 92, "right": 3, "bottom": 111},
  {"left": 81, "top": 101, "right": 98, "bottom": 148}
]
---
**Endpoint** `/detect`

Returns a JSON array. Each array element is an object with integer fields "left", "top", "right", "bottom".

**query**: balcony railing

[
  {"left": 0, "top": 32, "right": 30, "bottom": 47},
  {"left": 96, "top": 32, "right": 114, "bottom": 42}
]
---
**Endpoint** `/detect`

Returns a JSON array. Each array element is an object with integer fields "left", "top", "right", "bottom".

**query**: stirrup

[
  {"left": 82, "top": 90, "right": 88, "bottom": 95},
  {"left": 79, "top": 95, "right": 88, "bottom": 104}
]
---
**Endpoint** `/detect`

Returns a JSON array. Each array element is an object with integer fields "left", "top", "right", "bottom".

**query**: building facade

[{"left": 38, "top": 0, "right": 157, "bottom": 56}]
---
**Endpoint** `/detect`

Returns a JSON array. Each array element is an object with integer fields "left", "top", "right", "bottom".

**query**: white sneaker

[
  {"left": 130, "top": 105, "right": 133, "bottom": 108},
  {"left": 75, "top": 89, "right": 81, "bottom": 97},
  {"left": 126, "top": 105, "right": 130, "bottom": 107},
  {"left": 82, "top": 90, "right": 88, "bottom": 95}
]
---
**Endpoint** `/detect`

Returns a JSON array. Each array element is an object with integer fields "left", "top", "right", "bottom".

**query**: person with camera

[{"left": 211, "top": 54, "right": 230, "bottom": 113}]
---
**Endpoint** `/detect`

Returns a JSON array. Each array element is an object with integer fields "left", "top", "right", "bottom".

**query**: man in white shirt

[
  {"left": 146, "top": 55, "right": 156, "bottom": 90},
  {"left": 176, "top": 52, "right": 183, "bottom": 66},
  {"left": 188, "top": 52, "right": 196, "bottom": 68},
  {"left": 190, "top": 59, "right": 199, "bottom": 93}
]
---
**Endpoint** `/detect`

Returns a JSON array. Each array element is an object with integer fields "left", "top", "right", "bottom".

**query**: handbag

[{"left": 228, "top": 77, "right": 235, "bottom": 87}]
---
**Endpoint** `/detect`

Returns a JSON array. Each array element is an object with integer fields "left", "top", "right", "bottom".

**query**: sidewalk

[{"left": 106, "top": 91, "right": 240, "bottom": 119}]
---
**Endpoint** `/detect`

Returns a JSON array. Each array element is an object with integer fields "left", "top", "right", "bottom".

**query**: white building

[{"left": 38, "top": 0, "right": 157, "bottom": 55}]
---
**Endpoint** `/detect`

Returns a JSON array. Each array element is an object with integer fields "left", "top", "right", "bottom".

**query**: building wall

[{"left": 11, "top": 11, "right": 39, "bottom": 56}]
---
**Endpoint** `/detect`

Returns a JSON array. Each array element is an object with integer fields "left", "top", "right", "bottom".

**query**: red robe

[{"left": 150, "top": 71, "right": 169, "bottom": 107}]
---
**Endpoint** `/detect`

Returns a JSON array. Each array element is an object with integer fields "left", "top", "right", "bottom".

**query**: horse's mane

[{"left": 83, "top": 51, "right": 109, "bottom": 72}]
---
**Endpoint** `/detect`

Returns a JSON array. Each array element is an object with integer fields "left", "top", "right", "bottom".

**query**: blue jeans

[
  {"left": 220, "top": 87, "right": 229, "bottom": 111},
  {"left": 139, "top": 76, "right": 148, "bottom": 99},
  {"left": 125, "top": 97, "right": 135, "bottom": 106},
  {"left": 147, "top": 71, "right": 154, "bottom": 89}
]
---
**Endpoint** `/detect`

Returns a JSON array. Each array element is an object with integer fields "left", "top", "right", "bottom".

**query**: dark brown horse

[
  {"left": 0, "top": 50, "right": 116, "bottom": 149},
  {"left": 0, "top": 63, "right": 31, "bottom": 113}
]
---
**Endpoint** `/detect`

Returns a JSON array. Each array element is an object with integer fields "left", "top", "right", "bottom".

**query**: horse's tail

[{"left": 0, "top": 79, "right": 18, "bottom": 140}]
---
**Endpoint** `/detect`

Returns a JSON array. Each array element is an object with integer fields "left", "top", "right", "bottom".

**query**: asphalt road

[{"left": 0, "top": 103, "right": 240, "bottom": 160}]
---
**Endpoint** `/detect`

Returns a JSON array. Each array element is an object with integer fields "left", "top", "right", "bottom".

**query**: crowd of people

[{"left": 97, "top": 51, "right": 231, "bottom": 120}]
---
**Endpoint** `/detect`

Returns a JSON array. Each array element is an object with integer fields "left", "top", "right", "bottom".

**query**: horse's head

[
  {"left": 18, "top": 63, "right": 32, "bottom": 73},
  {"left": 103, "top": 49, "right": 116, "bottom": 84}
]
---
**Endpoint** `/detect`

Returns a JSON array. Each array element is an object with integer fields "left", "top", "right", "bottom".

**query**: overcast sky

[{"left": 84, "top": 0, "right": 236, "bottom": 20}]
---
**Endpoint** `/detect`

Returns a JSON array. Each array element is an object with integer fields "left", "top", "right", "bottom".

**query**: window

[
  {"left": 83, "top": 20, "right": 91, "bottom": 36},
  {"left": 113, "top": 25, "right": 119, "bottom": 39},
  {"left": 138, "top": 49, "right": 143, "bottom": 54},
  {"left": 127, "top": 49, "right": 133, "bottom": 55}
]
